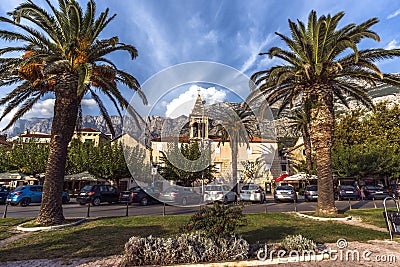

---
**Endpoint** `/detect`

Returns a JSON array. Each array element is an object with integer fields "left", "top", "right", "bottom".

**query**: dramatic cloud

[{"left": 165, "top": 85, "right": 227, "bottom": 118}]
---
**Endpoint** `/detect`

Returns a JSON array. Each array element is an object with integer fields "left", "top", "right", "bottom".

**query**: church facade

[{"left": 151, "top": 93, "right": 281, "bottom": 186}]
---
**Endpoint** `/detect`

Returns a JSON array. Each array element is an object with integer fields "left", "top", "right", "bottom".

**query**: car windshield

[
  {"left": 276, "top": 186, "right": 292, "bottom": 190},
  {"left": 164, "top": 187, "right": 179, "bottom": 193},
  {"left": 242, "top": 185, "right": 258, "bottom": 190},
  {"left": 131, "top": 187, "right": 142, "bottom": 193},
  {"left": 341, "top": 186, "right": 355, "bottom": 190},
  {"left": 365, "top": 186, "right": 377, "bottom": 190},
  {"left": 14, "top": 186, "right": 25, "bottom": 191},
  {"left": 80, "top": 185, "right": 93, "bottom": 192},
  {"left": 205, "top": 185, "right": 222, "bottom": 191},
  {"left": 306, "top": 186, "right": 317, "bottom": 191}
]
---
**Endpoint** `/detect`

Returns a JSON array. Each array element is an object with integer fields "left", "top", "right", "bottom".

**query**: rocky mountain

[{"left": 2, "top": 86, "right": 400, "bottom": 139}]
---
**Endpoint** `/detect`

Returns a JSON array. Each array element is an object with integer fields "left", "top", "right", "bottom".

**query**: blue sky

[{"left": 1, "top": 0, "right": 400, "bottom": 128}]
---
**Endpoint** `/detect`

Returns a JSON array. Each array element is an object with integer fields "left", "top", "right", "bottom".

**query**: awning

[
  {"left": 273, "top": 174, "right": 289, "bottom": 182},
  {"left": 273, "top": 173, "right": 317, "bottom": 182}
]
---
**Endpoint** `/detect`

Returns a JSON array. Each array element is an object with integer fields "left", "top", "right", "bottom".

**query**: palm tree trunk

[
  {"left": 308, "top": 90, "right": 337, "bottom": 215},
  {"left": 37, "top": 74, "right": 79, "bottom": 225},
  {"left": 302, "top": 127, "right": 313, "bottom": 171},
  {"left": 231, "top": 142, "right": 239, "bottom": 189}
]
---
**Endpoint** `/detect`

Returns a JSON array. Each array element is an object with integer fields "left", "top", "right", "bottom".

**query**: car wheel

[
  {"left": 141, "top": 197, "right": 148, "bottom": 206},
  {"left": 181, "top": 198, "right": 187, "bottom": 205},
  {"left": 223, "top": 197, "right": 228, "bottom": 205},
  {"left": 20, "top": 198, "right": 31, "bottom": 207},
  {"left": 92, "top": 197, "right": 101, "bottom": 206}
]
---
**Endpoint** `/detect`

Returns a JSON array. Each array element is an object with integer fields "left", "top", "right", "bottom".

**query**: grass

[
  {"left": 239, "top": 213, "right": 387, "bottom": 244},
  {"left": 0, "top": 212, "right": 391, "bottom": 262},
  {"left": 345, "top": 208, "right": 390, "bottom": 229},
  {"left": 0, "top": 218, "right": 32, "bottom": 240}
]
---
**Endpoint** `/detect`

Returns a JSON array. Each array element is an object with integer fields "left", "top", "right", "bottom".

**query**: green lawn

[
  {"left": 0, "top": 213, "right": 391, "bottom": 262},
  {"left": 346, "top": 208, "right": 390, "bottom": 229},
  {"left": 0, "top": 218, "right": 32, "bottom": 240}
]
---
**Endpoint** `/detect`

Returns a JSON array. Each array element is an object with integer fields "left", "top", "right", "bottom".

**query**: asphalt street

[{"left": 0, "top": 195, "right": 397, "bottom": 219}]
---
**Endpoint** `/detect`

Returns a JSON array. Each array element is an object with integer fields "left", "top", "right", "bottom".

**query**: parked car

[
  {"left": 240, "top": 183, "right": 265, "bottom": 203},
  {"left": 362, "top": 185, "right": 390, "bottom": 200},
  {"left": 0, "top": 186, "right": 10, "bottom": 204},
  {"left": 6, "top": 185, "right": 70, "bottom": 206},
  {"left": 204, "top": 184, "right": 237, "bottom": 204},
  {"left": 390, "top": 184, "right": 400, "bottom": 198},
  {"left": 304, "top": 185, "right": 318, "bottom": 202},
  {"left": 76, "top": 184, "right": 120, "bottom": 206},
  {"left": 274, "top": 185, "right": 297, "bottom": 202},
  {"left": 119, "top": 187, "right": 160, "bottom": 206},
  {"left": 159, "top": 186, "right": 201, "bottom": 205},
  {"left": 335, "top": 185, "right": 360, "bottom": 200}
]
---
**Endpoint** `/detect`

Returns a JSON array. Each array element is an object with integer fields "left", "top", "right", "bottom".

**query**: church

[{"left": 150, "top": 92, "right": 281, "bottom": 187}]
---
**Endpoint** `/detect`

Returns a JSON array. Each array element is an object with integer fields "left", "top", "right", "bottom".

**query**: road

[{"left": 0, "top": 195, "right": 397, "bottom": 218}]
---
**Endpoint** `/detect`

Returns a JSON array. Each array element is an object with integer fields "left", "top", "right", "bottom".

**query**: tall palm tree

[
  {"left": 214, "top": 103, "right": 256, "bottom": 186},
  {"left": 287, "top": 100, "right": 313, "bottom": 172},
  {"left": 251, "top": 10, "right": 400, "bottom": 215},
  {"left": 0, "top": 0, "right": 146, "bottom": 225}
]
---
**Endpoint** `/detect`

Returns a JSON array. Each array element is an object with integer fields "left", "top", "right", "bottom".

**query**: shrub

[
  {"left": 119, "top": 232, "right": 249, "bottom": 266},
  {"left": 180, "top": 202, "right": 247, "bottom": 238},
  {"left": 281, "top": 234, "right": 317, "bottom": 253}
]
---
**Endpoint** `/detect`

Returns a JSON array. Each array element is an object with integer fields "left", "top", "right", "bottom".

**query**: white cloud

[
  {"left": 385, "top": 40, "right": 400, "bottom": 50},
  {"left": 128, "top": 5, "right": 174, "bottom": 68},
  {"left": 239, "top": 32, "right": 276, "bottom": 74},
  {"left": 81, "top": 98, "right": 97, "bottom": 108},
  {"left": 387, "top": 9, "right": 400, "bottom": 19},
  {"left": 165, "top": 85, "right": 226, "bottom": 118},
  {"left": 0, "top": 106, "right": 16, "bottom": 131},
  {"left": 23, "top": 98, "right": 55, "bottom": 119}
]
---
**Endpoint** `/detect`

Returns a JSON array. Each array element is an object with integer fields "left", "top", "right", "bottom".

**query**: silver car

[
  {"left": 240, "top": 184, "right": 266, "bottom": 203},
  {"left": 204, "top": 184, "right": 237, "bottom": 204},
  {"left": 304, "top": 185, "right": 318, "bottom": 202},
  {"left": 274, "top": 185, "right": 297, "bottom": 202}
]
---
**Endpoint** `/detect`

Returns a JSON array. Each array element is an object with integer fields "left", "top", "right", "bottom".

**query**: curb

[
  {"left": 296, "top": 212, "right": 352, "bottom": 221},
  {"left": 16, "top": 218, "right": 87, "bottom": 232}
]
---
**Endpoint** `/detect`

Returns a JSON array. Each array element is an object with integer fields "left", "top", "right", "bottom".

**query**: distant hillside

[{"left": 1, "top": 86, "right": 400, "bottom": 139}]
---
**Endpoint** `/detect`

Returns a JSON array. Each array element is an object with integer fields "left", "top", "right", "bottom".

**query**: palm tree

[
  {"left": 0, "top": 0, "right": 146, "bottom": 225},
  {"left": 214, "top": 103, "right": 256, "bottom": 186},
  {"left": 287, "top": 101, "right": 313, "bottom": 172},
  {"left": 251, "top": 10, "right": 400, "bottom": 215}
]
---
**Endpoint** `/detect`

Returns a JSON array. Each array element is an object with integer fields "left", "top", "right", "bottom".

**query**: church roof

[{"left": 190, "top": 94, "right": 205, "bottom": 116}]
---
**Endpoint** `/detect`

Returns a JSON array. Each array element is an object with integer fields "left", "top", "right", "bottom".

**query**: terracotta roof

[
  {"left": 21, "top": 133, "right": 51, "bottom": 138},
  {"left": 76, "top": 128, "right": 101, "bottom": 133}
]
